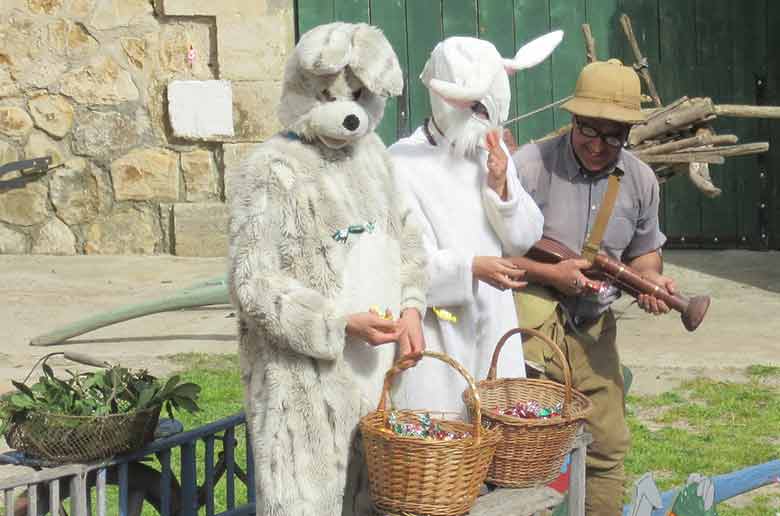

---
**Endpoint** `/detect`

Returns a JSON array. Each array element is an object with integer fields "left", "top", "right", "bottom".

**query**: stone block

[
  {"left": 59, "top": 55, "right": 139, "bottom": 105},
  {"left": 0, "top": 181, "right": 49, "bottom": 226},
  {"left": 181, "top": 149, "right": 218, "bottom": 201},
  {"left": 158, "top": 0, "right": 264, "bottom": 17},
  {"left": 28, "top": 94, "right": 74, "bottom": 138},
  {"left": 50, "top": 158, "right": 110, "bottom": 225},
  {"left": 32, "top": 217, "right": 76, "bottom": 255},
  {"left": 90, "top": 0, "right": 154, "bottom": 30},
  {"left": 0, "top": 107, "right": 34, "bottom": 138},
  {"left": 231, "top": 80, "right": 283, "bottom": 142},
  {"left": 0, "top": 224, "right": 29, "bottom": 254},
  {"left": 84, "top": 204, "right": 160, "bottom": 254},
  {"left": 71, "top": 110, "right": 144, "bottom": 162},
  {"left": 216, "top": 10, "right": 293, "bottom": 80},
  {"left": 167, "top": 80, "right": 234, "bottom": 140},
  {"left": 111, "top": 147, "right": 180, "bottom": 201},
  {"left": 24, "top": 131, "right": 68, "bottom": 167},
  {"left": 172, "top": 202, "right": 228, "bottom": 257}
]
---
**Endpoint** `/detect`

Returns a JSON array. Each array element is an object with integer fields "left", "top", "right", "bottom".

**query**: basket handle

[
  {"left": 487, "top": 327, "right": 573, "bottom": 417},
  {"left": 377, "top": 351, "right": 484, "bottom": 445}
]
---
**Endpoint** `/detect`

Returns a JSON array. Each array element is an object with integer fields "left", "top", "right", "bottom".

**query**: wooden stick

[
  {"left": 629, "top": 97, "right": 716, "bottom": 146},
  {"left": 641, "top": 154, "right": 725, "bottom": 165},
  {"left": 715, "top": 104, "right": 780, "bottom": 119},
  {"left": 674, "top": 142, "right": 769, "bottom": 158},
  {"left": 687, "top": 162, "right": 722, "bottom": 198},
  {"left": 620, "top": 13, "right": 662, "bottom": 107},
  {"left": 582, "top": 23, "right": 597, "bottom": 63},
  {"left": 644, "top": 96, "right": 690, "bottom": 122},
  {"left": 636, "top": 134, "right": 739, "bottom": 155}
]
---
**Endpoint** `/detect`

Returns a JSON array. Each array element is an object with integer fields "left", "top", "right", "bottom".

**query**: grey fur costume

[{"left": 227, "top": 23, "right": 427, "bottom": 516}]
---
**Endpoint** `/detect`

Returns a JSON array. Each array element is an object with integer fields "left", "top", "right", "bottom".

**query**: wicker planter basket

[
  {"left": 360, "top": 351, "right": 501, "bottom": 516},
  {"left": 5, "top": 405, "right": 161, "bottom": 464},
  {"left": 463, "top": 327, "right": 593, "bottom": 488}
]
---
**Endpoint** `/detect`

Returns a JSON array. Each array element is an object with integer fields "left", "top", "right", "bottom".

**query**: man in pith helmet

[{"left": 508, "top": 59, "right": 674, "bottom": 515}]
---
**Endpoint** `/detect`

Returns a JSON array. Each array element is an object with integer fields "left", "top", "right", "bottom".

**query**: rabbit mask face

[
  {"left": 278, "top": 22, "right": 403, "bottom": 149},
  {"left": 421, "top": 31, "right": 563, "bottom": 157}
]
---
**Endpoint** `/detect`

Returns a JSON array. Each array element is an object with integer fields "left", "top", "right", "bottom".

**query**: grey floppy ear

[
  {"left": 296, "top": 22, "right": 355, "bottom": 75},
  {"left": 349, "top": 24, "right": 403, "bottom": 97}
]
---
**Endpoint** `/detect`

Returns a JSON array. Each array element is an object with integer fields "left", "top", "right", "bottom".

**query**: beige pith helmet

[{"left": 560, "top": 58, "right": 645, "bottom": 124}]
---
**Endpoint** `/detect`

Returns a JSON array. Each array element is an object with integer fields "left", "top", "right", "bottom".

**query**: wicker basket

[
  {"left": 360, "top": 351, "right": 502, "bottom": 516},
  {"left": 463, "top": 327, "right": 593, "bottom": 488},
  {"left": 5, "top": 405, "right": 161, "bottom": 464}
]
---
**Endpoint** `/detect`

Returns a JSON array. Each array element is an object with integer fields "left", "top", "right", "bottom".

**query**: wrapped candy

[
  {"left": 494, "top": 401, "right": 563, "bottom": 419},
  {"left": 385, "top": 412, "right": 471, "bottom": 440}
]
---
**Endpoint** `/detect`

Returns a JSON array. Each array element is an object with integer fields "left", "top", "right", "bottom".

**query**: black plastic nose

[{"left": 342, "top": 114, "right": 360, "bottom": 131}]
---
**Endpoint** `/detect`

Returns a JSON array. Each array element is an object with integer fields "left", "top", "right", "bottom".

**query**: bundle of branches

[
  {"left": 578, "top": 15, "right": 778, "bottom": 198},
  {"left": 629, "top": 97, "right": 771, "bottom": 197}
]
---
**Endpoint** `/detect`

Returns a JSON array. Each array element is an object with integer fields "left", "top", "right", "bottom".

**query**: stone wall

[{"left": 0, "top": 0, "right": 294, "bottom": 256}]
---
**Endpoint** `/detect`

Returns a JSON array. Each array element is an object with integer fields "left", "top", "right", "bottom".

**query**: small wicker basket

[
  {"left": 360, "top": 351, "right": 502, "bottom": 516},
  {"left": 6, "top": 406, "right": 161, "bottom": 464},
  {"left": 463, "top": 327, "right": 593, "bottom": 488}
]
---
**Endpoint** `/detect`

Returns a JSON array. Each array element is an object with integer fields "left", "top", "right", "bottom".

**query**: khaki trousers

[{"left": 523, "top": 307, "right": 629, "bottom": 516}]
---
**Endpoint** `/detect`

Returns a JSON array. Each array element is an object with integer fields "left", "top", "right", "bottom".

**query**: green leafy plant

[{"left": 0, "top": 353, "right": 201, "bottom": 435}]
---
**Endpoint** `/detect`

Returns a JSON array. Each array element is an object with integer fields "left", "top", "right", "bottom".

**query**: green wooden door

[{"left": 295, "top": 0, "right": 779, "bottom": 250}]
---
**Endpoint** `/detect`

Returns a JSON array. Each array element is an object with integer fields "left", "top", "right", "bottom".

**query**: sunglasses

[{"left": 574, "top": 117, "right": 627, "bottom": 148}]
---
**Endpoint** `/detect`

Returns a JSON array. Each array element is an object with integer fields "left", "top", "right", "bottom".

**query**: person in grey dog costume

[{"left": 227, "top": 22, "right": 427, "bottom": 516}]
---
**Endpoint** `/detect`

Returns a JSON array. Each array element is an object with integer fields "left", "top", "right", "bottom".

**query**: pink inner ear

[{"left": 504, "top": 65, "right": 519, "bottom": 76}]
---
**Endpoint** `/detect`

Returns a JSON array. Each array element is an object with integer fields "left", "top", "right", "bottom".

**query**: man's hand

[
  {"left": 346, "top": 311, "right": 406, "bottom": 346},
  {"left": 549, "top": 258, "right": 592, "bottom": 296},
  {"left": 473, "top": 256, "right": 527, "bottom": 291},
  {"left": 636, "top": 271, "right": 676, "bottom": 315},
  {"left": 397, "top": 308, "right": 425, "bottom": 358},
  {"left": 485, "top": 130, "right": 508, "bottom": 200}
]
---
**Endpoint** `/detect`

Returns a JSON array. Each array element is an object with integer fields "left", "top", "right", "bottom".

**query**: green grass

[
  {"left": 5, "top": 357, "right": 779, "bottom": 515},
  {"left": 626, "top": 366, "right": 780, "bottom": 515}
]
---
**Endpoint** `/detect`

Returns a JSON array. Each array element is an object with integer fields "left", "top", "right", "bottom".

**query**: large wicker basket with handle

[
  {"left": 463, "top": 327, "right": 593, "bottom": 488},
  {"left": 360, "top": 351, "right": 502, "bottom": 516}
]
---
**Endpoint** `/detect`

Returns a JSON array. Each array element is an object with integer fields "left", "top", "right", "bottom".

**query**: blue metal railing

[{"left": 0, "top": 412, "right": 255, "bottom": 516}]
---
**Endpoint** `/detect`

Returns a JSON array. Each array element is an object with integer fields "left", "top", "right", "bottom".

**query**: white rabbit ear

[
  {"left": 503, "top": 30, "right": 564, "bottom": 74},
  {"left": 427, "top": 78, "right": 487, "bottom": 108}
]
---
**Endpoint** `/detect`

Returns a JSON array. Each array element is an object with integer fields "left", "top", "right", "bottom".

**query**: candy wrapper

[
  {"left": 385, "top": 412, "right": 471, "bottom": 441},
  {"left": 494, "top": 401, "right": 563, "bottom": 419}
]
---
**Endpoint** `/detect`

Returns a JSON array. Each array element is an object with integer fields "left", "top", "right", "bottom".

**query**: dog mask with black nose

[
  {"left": 421, "top": 31, "right": 563, "bottom": 157},
  {"left": 278, "top": 22, "right": 403, "bottom": 149}
]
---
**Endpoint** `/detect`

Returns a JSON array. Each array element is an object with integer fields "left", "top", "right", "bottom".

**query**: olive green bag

[{"left": 513, "top": 284, "right": 559, "bottom": 330}]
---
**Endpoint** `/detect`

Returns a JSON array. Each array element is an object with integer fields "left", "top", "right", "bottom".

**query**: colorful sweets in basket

[
  {"left": 384, "top": 412, "right": 471, "bottom": 441},
  {"left": 493, "top": 401, "right": 564, "bottom": 419}
]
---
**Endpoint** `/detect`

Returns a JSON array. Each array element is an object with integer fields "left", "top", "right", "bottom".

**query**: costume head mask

[
  {"left": 278, "top": 22, "right": 403, "bottom": 149},
  {"left": 420, "top": 31, "right": 563, "bottom": 157}
]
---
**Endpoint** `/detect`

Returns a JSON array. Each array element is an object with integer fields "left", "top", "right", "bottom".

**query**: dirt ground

[
  {"left": 1, "top": 250, "right": 779, "bottom": 498},
  {"left": 2, "top": 249, "right": 779, "bottom": 395}
]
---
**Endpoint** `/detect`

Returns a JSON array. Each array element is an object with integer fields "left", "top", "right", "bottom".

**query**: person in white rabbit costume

[
  {"left": 227, "top": 22, "right": 427, "bottom": 516},
  {"left": 390, "top": 32, "right": 563, "bottom": 413}
]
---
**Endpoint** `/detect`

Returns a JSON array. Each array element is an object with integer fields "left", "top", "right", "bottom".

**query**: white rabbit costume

[
  {"left": 227, "top": 23, "right": 426, "bottom": 516},
  {"left": 390, "top": 33, "right": 562, "bottom": 414}
]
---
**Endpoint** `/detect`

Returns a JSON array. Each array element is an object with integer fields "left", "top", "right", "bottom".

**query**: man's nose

[{"left": 589, "top": 136, "right": 605, "bottom": 152}]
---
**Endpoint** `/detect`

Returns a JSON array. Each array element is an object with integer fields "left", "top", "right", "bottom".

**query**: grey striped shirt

[{"left": 513, "top": 132, "right": 666, "bottom": 321}]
